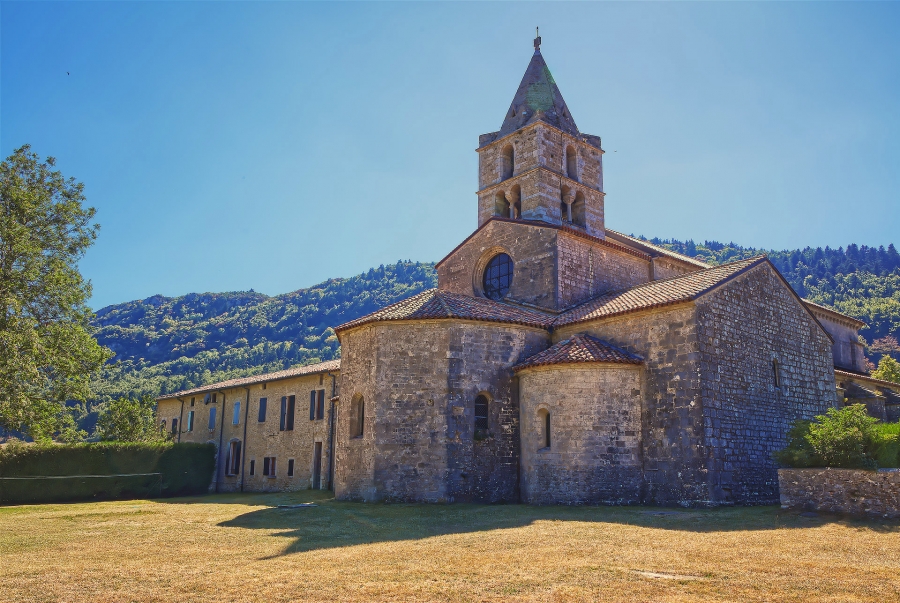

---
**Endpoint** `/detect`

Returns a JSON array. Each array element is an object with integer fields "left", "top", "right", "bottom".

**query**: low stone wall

[{"left": 778, "top": 468, "right": 900, "bottom": 519}]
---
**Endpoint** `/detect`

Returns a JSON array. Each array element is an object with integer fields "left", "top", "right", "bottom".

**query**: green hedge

[{"left": 0, "top": 442, "right": 215, "bottom": 505}]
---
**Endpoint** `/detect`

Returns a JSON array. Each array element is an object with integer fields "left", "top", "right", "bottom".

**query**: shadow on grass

[{"left": 208, "top": 490, "right": 900, "bottom": 558}]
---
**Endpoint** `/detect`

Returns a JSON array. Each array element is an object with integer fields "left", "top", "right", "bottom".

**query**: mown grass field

[{"left": 1, "top": 490, "right": 898, "bottom": 602}]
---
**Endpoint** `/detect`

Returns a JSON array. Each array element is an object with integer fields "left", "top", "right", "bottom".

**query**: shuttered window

[
  {"left": 186, "top": 411, "right": 195, "bottom": 432},
  {"left": 258, "top": 398, "right": 267, "bottom": 422},
  {"left": 280, "top": 396, "right": 295, "bottom": 431},
  {"left": 309, "top": 391, "right": 316, "bottom": 421},
  {"left": 316, "top": 390, "right": 325, "bottom": 420},
  {"left": 208, "top": 406, "right": 216, "bottom": 430},
  {"left": 287, "top": 396, "right": 295, "bottom": 430},
  {"left": 232, "top": 402, "right": 241, "bottom": 425}
]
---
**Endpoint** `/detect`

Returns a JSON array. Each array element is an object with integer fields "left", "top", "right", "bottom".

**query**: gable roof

[
  {"left": 497, "top": 45, "right": 579, "bottom": 138},
  {"left": 803, "top": 299, "right": 867, "bottom": 328},
  {"left": 434, "top": 217, "right": 650, "bottom": 270},
  {"left": 835, "top": 368, "right": 900, "bottom": 393},
  {"left": 604, "top": 230, "right": 710, "bottom": 269},
  {"left": 553, "top": 256, "right": 766, "bottom": 327},
  {"left": 513, "top": 334, "right": 643, "bottom": 372},
  {"left": 334, "top": 289, "right": 555, "bottom": 334},
  {"left": 157, "top": 359, "right": 340, "bottom": 401}
]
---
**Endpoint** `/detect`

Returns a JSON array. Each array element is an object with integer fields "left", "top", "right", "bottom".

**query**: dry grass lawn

[{"left": 1, "top": 490, "right": 899, "bottom": 602}]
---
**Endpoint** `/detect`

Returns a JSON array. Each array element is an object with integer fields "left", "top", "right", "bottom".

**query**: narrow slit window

[
  {"left": 287, "top": 459, "right": 294, "bottom": 477},
  {"left": 249, "top": 459, "right": 255, "bottom": 476},
  {"left": 773, "top": 359, "right": 781, "bottom": 388},
  {"left": 474, "top": 395, "right": 489, "bottom": 431}
]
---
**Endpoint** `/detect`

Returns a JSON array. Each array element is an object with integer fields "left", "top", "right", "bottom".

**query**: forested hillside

[
  {"left": 90, "top": 261, "right": 437, "bottom": 404},
  {"left": 89, "top": 241, "right": 900, "bottom": 410}
]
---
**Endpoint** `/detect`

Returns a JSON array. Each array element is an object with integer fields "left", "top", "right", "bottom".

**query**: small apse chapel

[{"left": 158, "top": 36, "right": 897, "bottom": 506}]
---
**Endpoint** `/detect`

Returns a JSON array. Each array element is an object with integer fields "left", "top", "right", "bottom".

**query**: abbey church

[{"left": 157, "top": 37, "right": 898, "bottom": 506}]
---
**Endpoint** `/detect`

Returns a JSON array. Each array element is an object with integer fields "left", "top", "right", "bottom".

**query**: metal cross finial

[{"left": 534, "top": 27, "right": 541, "bottom": 50}]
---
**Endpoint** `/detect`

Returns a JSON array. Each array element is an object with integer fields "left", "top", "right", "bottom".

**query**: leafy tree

[
  {"left": 871, "top": 355, "right": 900, "bottom": 384},
  {"left": 95, "top": 395, "right": 166, "bottom": 442},
  {"left": 0, "top": 146, "right": 112, "bottom": 440},
  {"left": 775, "top": 404, "right": 898, "bottom": 469}
]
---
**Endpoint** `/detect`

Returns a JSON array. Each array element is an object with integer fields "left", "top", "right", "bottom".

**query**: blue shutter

[
  {"left": 258, "top": 398, "right": 267, "bottom": 422},
  {"left": 280, "top": 397, "right": 287, "bottom": 431},
  {"left": 287, "top": 396, "right": 295, "bottom": 430}
]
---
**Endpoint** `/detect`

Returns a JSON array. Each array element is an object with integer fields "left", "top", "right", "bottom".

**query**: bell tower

[{"left": 476, "top": 34, "right": 605, "bottom": 238}]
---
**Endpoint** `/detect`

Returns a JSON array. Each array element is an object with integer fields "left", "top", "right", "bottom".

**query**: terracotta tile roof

[
  {"left": 835, "top": 369, "right": 900, "bottom": 392},
  {"left": 604, "top": 230, "right": 710, "bottom": 268},
  {"left": 334, "top": 289, "right": 555, "bottom": 333},
  {"left": 803, "top": 299, "right": 867, "bottom": 328},
  {"left": 513, "top": 334, "right": 643, "bottom": 372},
  {"left": 157, "top": 359, "right": 341, "bottom": 400},
  {"left": 553, "top": 256, "right": 766, "bottom": 328}
]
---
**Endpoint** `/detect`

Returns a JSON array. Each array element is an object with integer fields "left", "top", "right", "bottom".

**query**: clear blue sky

[{"left": 3, "top": 2, "right": 899, "bottom": 309}]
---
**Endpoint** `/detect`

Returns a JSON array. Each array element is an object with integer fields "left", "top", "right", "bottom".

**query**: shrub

[
  {"left": 774, "top": 404, "right": 900, "bottom": 469},
  {"left": 0, "top": 441, "right": 215, "bottom": 504}
]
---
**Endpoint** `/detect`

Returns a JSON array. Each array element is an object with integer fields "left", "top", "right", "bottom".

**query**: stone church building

[{"left": 157, "top": 37, "right": 898, "bottom": 506}]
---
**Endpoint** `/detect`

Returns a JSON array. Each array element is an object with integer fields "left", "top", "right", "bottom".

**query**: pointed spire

[{"left": 497, "top": 34, "right": 579, "bottom": 138}]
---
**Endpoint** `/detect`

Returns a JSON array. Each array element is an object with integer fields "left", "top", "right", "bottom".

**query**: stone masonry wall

[
  {"left": 557, "top": 232, "right": 650, "bottom": 308},
  {"left": 652, "top": 257, "right": 696, "bottom": 281},
  {"left": 436, "top": 220, "right": 560, "bottom": 310},
  {"left": 335, "top": 320, "right": 549, "bottom": 503},
  {"left": 333, "top": 325, "right": 381, "bottom": 501},
  {"left": 555, "top": 305, "right": 708, "bottom": 505},
  {"left": 779, "top": 468, "right": 900, "bottom": 519},
  {"left": 810, "top": 310, "right": 867, "bottom": 373},
  {"left": 696, "top": 264, "right": 836, "bottom": 505},
  {"left": 519, "top": 364, "right": 643, "bottom": 505},
  {"left": 477, "top": 124, "right": 604, "bottom": 236}
]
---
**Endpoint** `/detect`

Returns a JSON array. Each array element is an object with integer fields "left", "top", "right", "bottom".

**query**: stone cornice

[
  {"left": 477, "top": 166, "right": 603, "bottom": 195},
  {"left": 476, "top": 120, "right": 604, "bottom": 154}
]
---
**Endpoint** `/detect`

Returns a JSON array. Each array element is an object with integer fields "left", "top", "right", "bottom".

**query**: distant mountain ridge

[{"left": 89, "top": 240, "right": 900, "bottom": 409}]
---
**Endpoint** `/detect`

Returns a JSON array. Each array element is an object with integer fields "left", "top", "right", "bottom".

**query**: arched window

[
  {"left": 538, "top": 409, "right": 551, "bottom": 449},
  {"left": 474, "top": 395, "right": 489, "bottom": 431},
  {"left": 350, "top": 394, "right": 365, "bottom": 438},
  {"left": 483, "top": 253, "right": 513, "bottom": 300},
  {"left": 494, "top": 192, "right": 510, "bottom": 217},
  {"left": 501, "top": 144, "right": 514, "bottom": 180},
  {"left": 572, "top": 191, "right": 586, "bottom": 227},
  {"left": 566, "top": 145, "right": 577, "bottom": 181}
]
